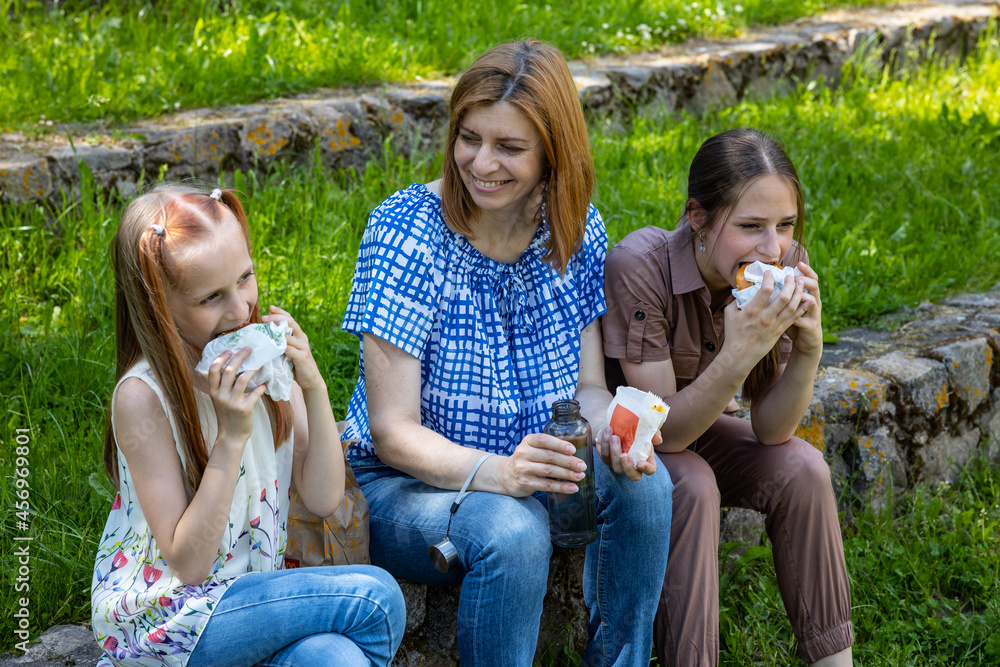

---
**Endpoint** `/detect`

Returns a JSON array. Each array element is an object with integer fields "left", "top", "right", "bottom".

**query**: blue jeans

[
  {"left": 188, "top": 566, "right": 405, "bottom": 667},
  {"left": 354, "top": 456, "right": 672, "bottom": 667}
]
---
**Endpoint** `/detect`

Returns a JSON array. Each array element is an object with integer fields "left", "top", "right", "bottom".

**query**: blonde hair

[
  {"left": 104, "top": 184, "right": 291, "bottom": 490},
  {"left": 441, "top": 40, "right": 595, "bottom": 273}
]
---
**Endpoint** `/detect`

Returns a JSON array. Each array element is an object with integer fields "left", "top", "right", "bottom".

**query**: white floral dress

[{"left": 91, "top": 358, "right": 293, "bottom": 666}]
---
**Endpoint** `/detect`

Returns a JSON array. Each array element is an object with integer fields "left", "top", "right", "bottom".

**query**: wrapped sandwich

[
  {"left": 195, "top": 321, "right": 295, "bottom": 401},
  {"left": 606, "top": 386, "right": 669, "bottom": 466},
  {"left": 731, "top": 260, "right": 804, "bottom": 309}
]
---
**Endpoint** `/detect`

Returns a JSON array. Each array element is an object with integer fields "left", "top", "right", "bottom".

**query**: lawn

[
  {"left": 1, "top": 0, "right": 920, "bottom": 131},
  {"left": 2, "top": 22, "right": 999, "bottom": 666}
]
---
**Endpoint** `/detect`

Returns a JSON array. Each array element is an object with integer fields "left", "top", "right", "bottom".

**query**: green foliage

[
  {"left": 1, "top": 0, "right": 912, "bottom": 130},
  {"left": 716, "top": 457, "right": 1000, "bottom": 666}
]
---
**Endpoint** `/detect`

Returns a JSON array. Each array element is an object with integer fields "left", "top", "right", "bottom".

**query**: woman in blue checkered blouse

[{"left": 341, "top": 40, "right": 673, "bottom": 666}]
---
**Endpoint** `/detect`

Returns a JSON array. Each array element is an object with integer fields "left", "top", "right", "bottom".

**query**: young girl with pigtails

[{"left": 91, "top": 184, "right": 404, "bottom": 667}]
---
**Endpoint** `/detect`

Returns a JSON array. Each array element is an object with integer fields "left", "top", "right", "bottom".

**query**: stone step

[{"left": 1, "top": 1, "right": 996, "bottom": 207}]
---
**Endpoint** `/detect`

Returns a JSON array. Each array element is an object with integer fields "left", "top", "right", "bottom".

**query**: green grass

[
  {"left": 2, "top": 27, "right": 1000, "bottom": 662},
  {"left": 716, "top": 456, "right": 1000, "bottom": 666},
  {"left": 1, "top": 0, "right": 917, "bottom": 131}
]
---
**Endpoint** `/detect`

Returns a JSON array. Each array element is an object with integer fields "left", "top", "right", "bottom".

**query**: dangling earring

[
  {"left": 539, "top": 182, "right": 549, "bottom": 225},
  {"left": 699, "top": 235, "right": 706, "bottom": 252}
]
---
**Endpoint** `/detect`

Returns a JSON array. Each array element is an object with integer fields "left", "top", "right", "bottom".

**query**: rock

[
  {"left": 919, "top": 428, "right": 982, "bottom": 484},
  {"left": 45, "top": 145, "right": 137, "bottom": 199},
  {"left": 239, "top": 110, "right": 315, "bottom": 169},
  {"left": 862, "top": 351, "right": 950, "bottom": 425},
  {"left": 719, "top": 507, "right": 765, "bottom": 547},
  {"left": 810, "top": 367, "right": 888, "bottom": 454},
  {"left": 686, "top": 60, "right": 738, "bottom": 115},
  {"left": 850, "top": 426, "right": 906, "bottom": 510},
  {"left": 397, "top": 579, "right": 427, "bottom": 634},
  {"left": 141, "top": 122, "right": 242, "bottom": 180},
  {"left": 930, "top": 338, "right": 993, "bottom": 414},
  {"left": 0, "top": 155, "right": 53, "bottom": 203},
  {"left": 537, "top": 548, "right": 589, "bottom": 663},
  {"left": 0, "top": 624, "right": 100, "bottom": 667},
  {"left": 975, "top": 389, "right": 1000, "bottom": 461}
]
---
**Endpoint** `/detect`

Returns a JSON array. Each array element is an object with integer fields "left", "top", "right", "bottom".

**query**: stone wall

[{"left": 1, "top": 1, "right": 996, "bottom": 207}]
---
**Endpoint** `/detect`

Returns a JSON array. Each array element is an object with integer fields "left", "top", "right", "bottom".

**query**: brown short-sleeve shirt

[{"left": 602, "top": 217, "right": 807, "bottom": 392}]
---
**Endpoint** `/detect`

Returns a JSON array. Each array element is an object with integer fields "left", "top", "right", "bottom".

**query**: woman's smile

[
  {"left": 454, "top": 101, "right": 547, "bottom": 222},
  {"left": 472, "top": 177, "right": 513, "bottom": 191}
]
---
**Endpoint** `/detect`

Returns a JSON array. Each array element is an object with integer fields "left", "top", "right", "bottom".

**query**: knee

[
  {"left": 472, "top": 496, "right": 552, "bottom": 569},
  {"left": 782, "top": 439, "right": 833, "bottom": 497},
  {"left": 354, "top": 567, "right": 407, "bottom": 637}
]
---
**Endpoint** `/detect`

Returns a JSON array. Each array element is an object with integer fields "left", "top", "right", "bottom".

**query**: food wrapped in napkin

[
  {"left": 605, "top": 386, "right": 669, "bottom": 466},
  {"left": 195, "top": 322, "right": 295, "bottom": 401},
  {"left": 731, "top": 261, "right": 804, "bottom": 309}
]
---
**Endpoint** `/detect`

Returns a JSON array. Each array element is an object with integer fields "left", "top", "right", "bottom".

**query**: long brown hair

[
  {"left": 687, "top": 128, "right": 806, "bottom": 405},
  {"left": 441, "top": 40, "right": 595, "bottom": 273},
  {"left": 104, "top": 184, "right": 292, "bottom": 490}
]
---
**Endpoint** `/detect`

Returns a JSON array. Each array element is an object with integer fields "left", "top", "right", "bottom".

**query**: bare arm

[
  {"left": 621, "top": 271, "right": 814, "bottom": 451},
  {"left": 115, "top": 348, "right": 266, "bottom": 586},
  {"left": 620, "top": 348, "right": 750, "bottom": 453},
  {"left": 364, "top": 332, "right": 585, "bottom": 497},
  {"left": 748, "top": 262, "right": 823, "bottom": 444},
  {"left": 265, "top": 306, "right": 345, "bottom": 518}
]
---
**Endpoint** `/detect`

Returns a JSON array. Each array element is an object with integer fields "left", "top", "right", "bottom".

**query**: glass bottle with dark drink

[{"left": 543, "top": 399, "right": 597, "bottom": 547}]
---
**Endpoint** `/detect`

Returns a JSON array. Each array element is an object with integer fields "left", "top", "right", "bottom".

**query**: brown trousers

[{"left": 655, "top": 415, "right": 853, "bottom": 665}]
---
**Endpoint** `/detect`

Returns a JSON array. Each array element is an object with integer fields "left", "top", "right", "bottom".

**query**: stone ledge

[{"left": 2, "top": 1, "right": 997, "bottom": 206}]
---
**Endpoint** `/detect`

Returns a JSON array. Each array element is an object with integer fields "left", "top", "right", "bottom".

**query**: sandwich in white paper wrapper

[
  {"left": 731, "top": 260, "right": 804, "bottom": 309},
  {"left": 195, "top": 321, "right": 295, "bottom": 401},
  {"left": 606, "top": 386, "right": 669, "bottom": 466}
]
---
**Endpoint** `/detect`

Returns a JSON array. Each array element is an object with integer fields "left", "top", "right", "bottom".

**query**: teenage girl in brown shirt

[{"left": 603, "top": 129, "right": 853, "bottom": 667}]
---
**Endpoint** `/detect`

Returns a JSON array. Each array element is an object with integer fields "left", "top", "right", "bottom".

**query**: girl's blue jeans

[
  {"left": 354, "top": 455, "right": 673, "bottom": 667},
  {"left": 188, "top": 565, "right": 405, "bottom": 667}
]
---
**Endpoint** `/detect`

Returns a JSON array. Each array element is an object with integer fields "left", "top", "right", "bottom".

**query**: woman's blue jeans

[
  {"left": 188, "top": 565, "right": 405, "bottom": 667},
  {"left": 354, "top": 456, "right": 673, "bottom": 667}
]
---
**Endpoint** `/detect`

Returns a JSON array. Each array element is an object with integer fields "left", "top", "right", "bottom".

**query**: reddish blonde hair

[
  {"left": 104, "top": 184, "right": 292, "bottom": 490},
  {"left": 441, "top": 40, "right": 595, "bottom": 273}
]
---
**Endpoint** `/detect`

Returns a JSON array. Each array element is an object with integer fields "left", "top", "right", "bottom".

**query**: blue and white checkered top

[{"left": 341, "top": 183, "right": 607, "bottom": 461}]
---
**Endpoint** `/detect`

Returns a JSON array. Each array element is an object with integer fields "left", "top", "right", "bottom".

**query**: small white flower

[
  {"left": 735, "top": 4, "right": 744, "bottom": 12},
  {"left": 602, "top": 22, "right": 610, "bottom": 29}
]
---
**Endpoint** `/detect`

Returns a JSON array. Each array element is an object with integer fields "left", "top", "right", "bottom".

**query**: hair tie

[
  {"left": 210, "top": 188, "right": 222, "bottom": 200},
  {"left": 149, "top": 224, "right": 165, "bottom": 236}
]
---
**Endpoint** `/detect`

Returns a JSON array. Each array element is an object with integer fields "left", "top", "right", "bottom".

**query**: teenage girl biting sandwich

[{"left": 602, "top": 129, "right": 853, "bottom": 667}]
